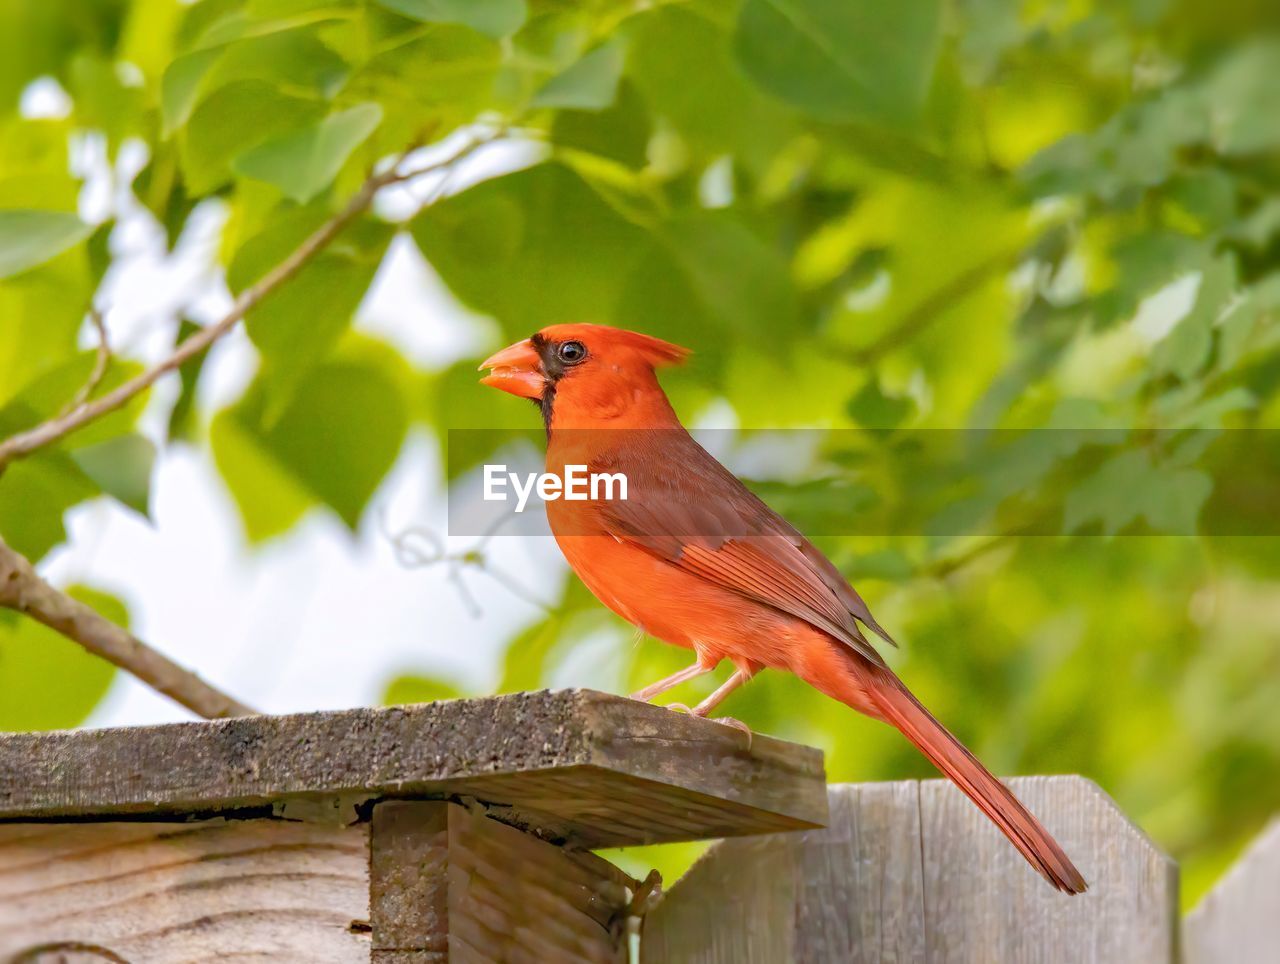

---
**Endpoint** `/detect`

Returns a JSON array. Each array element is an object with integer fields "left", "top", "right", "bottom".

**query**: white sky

[{"left": 39, "top": 131, "right": 571, "bottom": 727}]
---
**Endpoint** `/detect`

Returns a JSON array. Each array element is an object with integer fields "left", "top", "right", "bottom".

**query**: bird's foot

[
  {"left": 656, "top": 703, "right": 752, "bottom": 748},
  {"left": 709, "top": 716, "right": 753, "bottom": 749}
]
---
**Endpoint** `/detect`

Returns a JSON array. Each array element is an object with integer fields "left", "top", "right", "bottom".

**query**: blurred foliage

[
  {"left": 0, "top": 586, "right": 123, "bottom": 730},
  {"left": 0, "top": 0, "right": 1278, "bottom": 906}
]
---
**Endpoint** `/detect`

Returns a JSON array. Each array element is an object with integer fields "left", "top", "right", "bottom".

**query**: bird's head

[{"left": 479, "top": 323, "right": 689, "bottom": 428}]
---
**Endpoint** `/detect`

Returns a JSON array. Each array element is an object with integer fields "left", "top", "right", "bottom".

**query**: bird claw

[
  {"left": 711, "top": 716, "right": 753, "bottom": 749},
  {"left": 656, "top": 703, "right": 752, "bottom": 748}
]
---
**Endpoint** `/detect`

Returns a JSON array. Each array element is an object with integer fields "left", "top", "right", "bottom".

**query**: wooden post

[
  {"left": 641, "top": 776, "right": 1179, "bottom": 963},
  {"left": 1184, "top": 817, "right": 1280, "bottom": 963},
  {"left": 370, "top": 801, "right": 631, "bottom": 963},
  {"left": 0, "top": 690, "right": 827, "bottom": 962}
]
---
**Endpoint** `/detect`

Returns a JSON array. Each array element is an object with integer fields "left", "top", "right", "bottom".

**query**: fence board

[
  {"left": 641, "top": 782, "right": 925, "bottom": 963},
  {"left": 1185, "top": 817, "right": 1280, "bottom": 963},
  {"left": 920, "top": 776, "right": 1178, "bottom": 963},
  {"left": 642, "top": 776, "right": 1178, "bottom": 963},
  {"left": 0, "top": 819, "right": 369, "bottom": 963}
]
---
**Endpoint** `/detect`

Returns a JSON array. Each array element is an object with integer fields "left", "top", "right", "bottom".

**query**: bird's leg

[
  {"left": 690, "top": 669, "right": 749, "bottom": 716},
  {"left": 688, "top": 670, "right": 753, "bottom": 745},
  {"left": 629, "top": 661, "right": 715, "bottom": 703}
]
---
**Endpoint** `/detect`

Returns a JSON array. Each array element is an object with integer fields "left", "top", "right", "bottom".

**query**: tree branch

[
  {"left": 0, "top": 536, "right": 255, "bottom": 719},
  {"left": 59, "top": 305, "right": 111, "bottom": 417},
  {"left": 0, "top": 132, "right": 502, "bottom": 721},
  {"left": 0, "top": 133, "right": 497, "bottom": 474}
]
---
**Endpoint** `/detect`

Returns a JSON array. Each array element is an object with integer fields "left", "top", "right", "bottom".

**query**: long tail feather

[{"left": 860, "top": 666, "right": 1087, "bottom": 894}]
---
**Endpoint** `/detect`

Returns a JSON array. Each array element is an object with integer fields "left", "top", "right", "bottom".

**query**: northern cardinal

[{"left": 480, "top": 323, "right": 1086, "bottom": 893}]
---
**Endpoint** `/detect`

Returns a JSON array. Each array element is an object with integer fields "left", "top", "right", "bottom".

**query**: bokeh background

[{"left": 1, "top": 0, "right": 1278, "bottom": 901}]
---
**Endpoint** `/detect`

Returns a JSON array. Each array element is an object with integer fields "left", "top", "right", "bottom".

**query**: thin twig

[
  {"left": 383, "top": 514, "right": 552, "bottom": 616},
  {"left": 0, "top": 536, "right": 255, "bottom": 719},
  {"left": 60, "top": 306, "right": 112, "bottom": 417},
  {"left": 0, "top": 133, "right": 503, "bottom": 721},
  {"left": 0, "top": 132, "right": 500, "bottom": 475}
]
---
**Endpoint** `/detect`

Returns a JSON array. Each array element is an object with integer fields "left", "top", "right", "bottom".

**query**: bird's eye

[{"left": 557, "top": 340, "right": 588, "bottom": 365}]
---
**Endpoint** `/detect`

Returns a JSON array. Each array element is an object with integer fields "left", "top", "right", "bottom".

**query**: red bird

[{"left": 481, "top": 323, "right": 1086, "bottom": 894}]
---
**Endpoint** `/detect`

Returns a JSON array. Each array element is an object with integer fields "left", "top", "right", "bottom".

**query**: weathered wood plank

[
  {"left": 641, "top": 782, "right": 925, "bottom": 963},
  {"left": 638, "top": 832, "right": 792, "bottom": 963},
  {"left": 1185, "top": 817, "right": 1280, "bottom": 963},
  {"left": 0, "top": 820, "right": 369, "bottom": 963},
  {"left": 794, "top": 781, "right": 925, "bottom": 963},
  {"left": 919, "top": 776, "right": 1178, "bottom": 963},
  {"left": 370, "top": 800, "right": 630, "bottom": 963},
  {"left": 370, "top": 802, "right": 449, "bottom": 963},
  {"left": 642, "top": 777, "right": 1177, "bottom": 963},
  {"left": 0, "top": 690, "right": 826, "bottom": 848}
]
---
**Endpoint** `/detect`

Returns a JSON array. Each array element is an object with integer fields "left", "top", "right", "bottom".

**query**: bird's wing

[{"left": 592, "top": 433, "right": 894, "bottom": 665}]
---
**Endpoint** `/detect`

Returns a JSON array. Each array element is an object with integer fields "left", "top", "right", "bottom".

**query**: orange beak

[{"left": 479, "top": 338, "right": 544, "bottom": 399}]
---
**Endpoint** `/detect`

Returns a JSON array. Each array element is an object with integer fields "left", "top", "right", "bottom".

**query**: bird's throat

[{"left": 538, "top": 383, "right": 556, "bottom": 436}]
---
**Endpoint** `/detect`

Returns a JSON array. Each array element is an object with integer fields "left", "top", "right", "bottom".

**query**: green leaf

[
  {"left": 209, "top": 411, "right": 314, "bottom": 542},
  {"left": 161, "top": 47, "right": 222, "bottom": 135},
  {"left": 0, "top": 586, "right": 122, "bottom": 732},
  {"left": 617, "top": 213, "right": 800, "bottom": 348},
  {"left": 229, "top": 209, "right": 393, "bottom": 413},
  {"left": 733, "top": 0, "right": 943, "bottom": 124},
  {"left": 233, "top": 103, "right": 383, "bottom": 203},
  {"left": 213, "top": 341, "right": 411, "bottom": 539},
  {"left": 628, "top": 6, "right": 797, "bottom": 167},
  {"left": 180, "top": 80, "right": 324, "bottom": 195},
  {"left": 0, "top": 307, "right": 83, "bottom": 411},
  {"left": 359, "top": 24, "right": 501, "bottom": 134},
  {"left": 1064, "top": 451, "right": 1213, "bottom": 535},
  {"left": 532, "top": 41, "right": 624, "bottom": 111},
  {"left": 68, "top": 54, "right": 146, "bottom": 151},
  {"left": 168, "top": 320, "right": 207, "bottom": 442},
  {"left": 1204, "top": 39, "right": 1280, "bottom": 156},
  {"left": 847, "top": 380, "right": 915, "bottom": 429},
  {"left": 69, "top": 435, "right": 156, "bottom": 517},
  {"left": 1064, "top": 451, "right": 1154, "bottom": 536},
  {"left": 410, "top": 162, "right": 648, "bottom": 332},
  {"left": 374, "top": 0, "right": 526, "bottom": 38},
  {"left": 382, "top": 673, "right": 464, "bottom": 705},
  {"left": 550, "top": 81, "right": 651, "bottom": 167},
  {"left": 0, "top": 210, "right": 93, "bottom": 280},
  {"left": 1142, "top": 469, "right": 1214, "bottom": 534},
  {"left": 1153, "top": 254, "right": 1238, "bottom": 380},
  {"left": 0, "top": 454, "right": 97, "bottom": 562},
  {"left": 0, "top": 0, "right": 124, "bottom": 112},
  {"left": 162, "top": 26, "right": 352, "bottom": 137},
  {"left": 0, "top": 353, "right": 149, "bottom": 451}
]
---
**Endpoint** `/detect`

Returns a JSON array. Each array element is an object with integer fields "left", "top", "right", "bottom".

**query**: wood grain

[
  {"left": 642, "top": 777, "right": 1178, "bottom": 963},
  {"left": 641, "top": 782, "right": 924, "bottom": 963},
  {"left": 1185, "top": 817, "right": 1280, "bottom": 964},
  {"left": 919, "top": 776, "right": 1178, "bottom": 963},
  {"left": 370, "top": 803, "right": 449, "bottom": 962},
  {"left": 0, "top": 820, "right": 369, "bottom": 963},
  {"left": 370, "top": 801, "right": 630, "bottom": 964},
  {"left": 0, "top": 690, "right": 826, "bottom": 849},
  {"left": 793, "top": 781, "right": 925, "bottom": 963}
]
